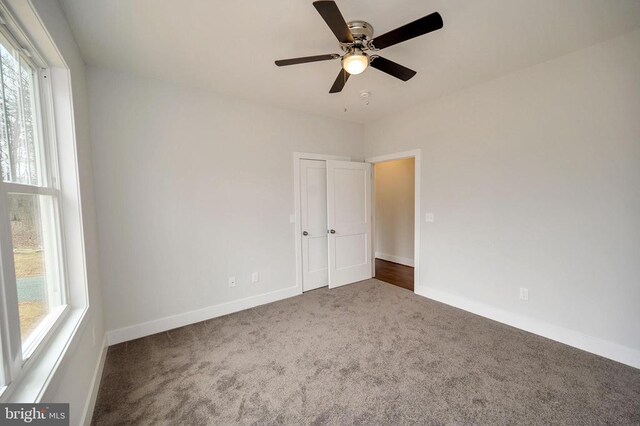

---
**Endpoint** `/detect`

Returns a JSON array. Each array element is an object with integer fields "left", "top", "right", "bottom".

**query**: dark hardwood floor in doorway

[{"left": 375, "top": 258, "right": 414, "bottom": 291}]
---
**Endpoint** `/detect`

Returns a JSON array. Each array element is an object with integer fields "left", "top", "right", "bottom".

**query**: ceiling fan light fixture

[{"left": 342, "top": 49, "right": 369, "bottom": 75}]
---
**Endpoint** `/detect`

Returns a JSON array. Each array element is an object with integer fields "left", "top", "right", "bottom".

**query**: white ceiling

[{"left": 59, "top": 0, "right": 640, "bottom": 123}]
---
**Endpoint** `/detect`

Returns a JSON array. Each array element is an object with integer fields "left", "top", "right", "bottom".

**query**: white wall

[
  {"left": 86, "top": 68, "right": 363, "bottom": 337},
  {"left": 27, "top": 0, "right": 106, "bottom": 423},
  {"left": 364, "top": 30, "right": 640, "bottom": 366},
  {"left": 374, "top": 158, "right": 415, "bottom": 266}
]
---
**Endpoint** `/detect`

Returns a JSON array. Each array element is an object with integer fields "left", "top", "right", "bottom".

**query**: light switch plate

[
  {"left": 289, "top": 214, "right": 295, "bottom": 224},
  {"left": 425, "top": 212, "right": 435, "bottom": 223},
  {"left": 251, "top": 272, "right": 259, "bottom": 283}
]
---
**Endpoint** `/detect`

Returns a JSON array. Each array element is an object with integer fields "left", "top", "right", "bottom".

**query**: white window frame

[{"left": 0, "top": 1, "right": 82, "bottom": 400}]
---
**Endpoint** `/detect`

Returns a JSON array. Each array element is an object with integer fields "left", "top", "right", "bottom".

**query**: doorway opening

[
  {"left": 373, "top": 158, "right": 415, "bottom": 291},
  {"left": 367, "top": 150, "right": 421, "bottom": 293}
]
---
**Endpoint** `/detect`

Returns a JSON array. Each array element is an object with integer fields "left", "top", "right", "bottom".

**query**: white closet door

[
  {"left": 327, "top": 160, "right": 372, "bottom": 288},
  {"left": 300, "top": 159, "right": 328, "bottom": 291}
]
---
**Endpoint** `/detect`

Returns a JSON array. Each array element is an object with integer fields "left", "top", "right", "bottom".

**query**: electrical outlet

[
  {"left": 228, "top": 276, "right": 236, "bottom": 288},
  {"left": 251, "top": 272, "right": 259, "bottom": 283},
  {"left": 289, "top": 214, "right": 295, "bottom": 224},
  {"left": 519, "top": 287, "right": 529, "bottom": 301},
  {"left": 425, "top": 212, "right": 435, "bottom": 223}
]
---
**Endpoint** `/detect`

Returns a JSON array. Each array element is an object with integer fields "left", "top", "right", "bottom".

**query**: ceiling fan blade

[
  {"left": 370, "top": 56, "right": 416, "bottom": 81},
  {"left": 329, "top": 68, "right": 350, "bottom": 93},
  {"left": 313, "top": 1, "right": 354, "bottom": 44},
  {"left": 275, "top": 54, "right": 340, "bottom": 66},
  {"left": 372, "top": 12, "right": 443, "bottom": 50}
]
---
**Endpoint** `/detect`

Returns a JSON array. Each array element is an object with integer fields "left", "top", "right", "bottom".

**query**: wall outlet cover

[{"left": 251, "top": 272, "right": 259, "bottom": 283}]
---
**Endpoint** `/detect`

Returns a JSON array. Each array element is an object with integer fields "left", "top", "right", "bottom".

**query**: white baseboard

[
  {"left": 107, "top": 285, "right": 301, "bottom": 346},
  {"left": 80, "top": 335, "right": 108, "bottom": 426},
  {"left": 375, "top": 252, "right": 414, "bottom": 267},
  {"left": 416, "top": 286, "right": 640, "bottom": 370}
]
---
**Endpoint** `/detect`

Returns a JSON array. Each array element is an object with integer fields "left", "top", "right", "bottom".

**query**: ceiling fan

[{"left": 275, "top": 1, "right": 443, "bottom": 93}]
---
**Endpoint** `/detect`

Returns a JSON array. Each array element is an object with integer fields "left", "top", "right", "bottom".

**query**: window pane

[
  {"left": 9, "top": 193, "right": 64, "bottom": 348},
  {"left": 0, "top": 41, "right": 41, "bottom": 185}
]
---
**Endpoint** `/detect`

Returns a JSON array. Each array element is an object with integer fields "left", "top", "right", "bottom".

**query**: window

[{"left": 0, "top": 18, "right": 68, "bottom": 389}]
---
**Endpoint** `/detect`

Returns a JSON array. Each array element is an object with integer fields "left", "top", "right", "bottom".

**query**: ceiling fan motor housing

[
  {"left": 347, "top": 21, "right": 374, "bottom": 39},
  {"left": 343, "top": 21, "right": 374, "bottom": 53}
]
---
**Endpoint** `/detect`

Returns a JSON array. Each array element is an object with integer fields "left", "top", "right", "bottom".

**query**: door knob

[
  {"left": 330, "top": 229, "right": 336, "bottom": 234},
  {"left": 303, "top": 231, "right": 308, "bottom": 236}
]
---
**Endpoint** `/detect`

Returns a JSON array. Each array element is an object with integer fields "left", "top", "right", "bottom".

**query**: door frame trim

[
  {"left": 365, "top": 149, "right": 421, "bottom": 293},
  {"left": 293, "top": 152, "right": 350, "bottom": 294}
]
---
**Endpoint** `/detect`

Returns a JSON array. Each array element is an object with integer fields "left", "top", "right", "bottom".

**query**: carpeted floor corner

[{"left": 92, "top": 279, "right": 640, "bottom": 425}]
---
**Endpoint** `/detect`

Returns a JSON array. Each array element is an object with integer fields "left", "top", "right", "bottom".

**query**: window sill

[
  {"left": 22, "top": 305, "right": 69, "bottom": 361},
  {"left": 0, "top": 306, "right": 88, "bottom": 402}
]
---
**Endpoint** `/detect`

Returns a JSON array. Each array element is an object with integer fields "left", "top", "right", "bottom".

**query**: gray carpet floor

[{"left": 92, "top": 279, "right": 640, "bottom": 425}]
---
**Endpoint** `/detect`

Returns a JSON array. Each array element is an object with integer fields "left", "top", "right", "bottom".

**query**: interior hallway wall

[{"left": 374, "top": 158, "right": 415, "bottom": 266}]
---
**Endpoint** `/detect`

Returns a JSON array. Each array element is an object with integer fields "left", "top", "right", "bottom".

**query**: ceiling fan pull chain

[
  {"left": 343, "top": 86, "right": 348, "bottom": 113},
  {"left": 342, "top": 72, "right": 348, "bottom": 113}
]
